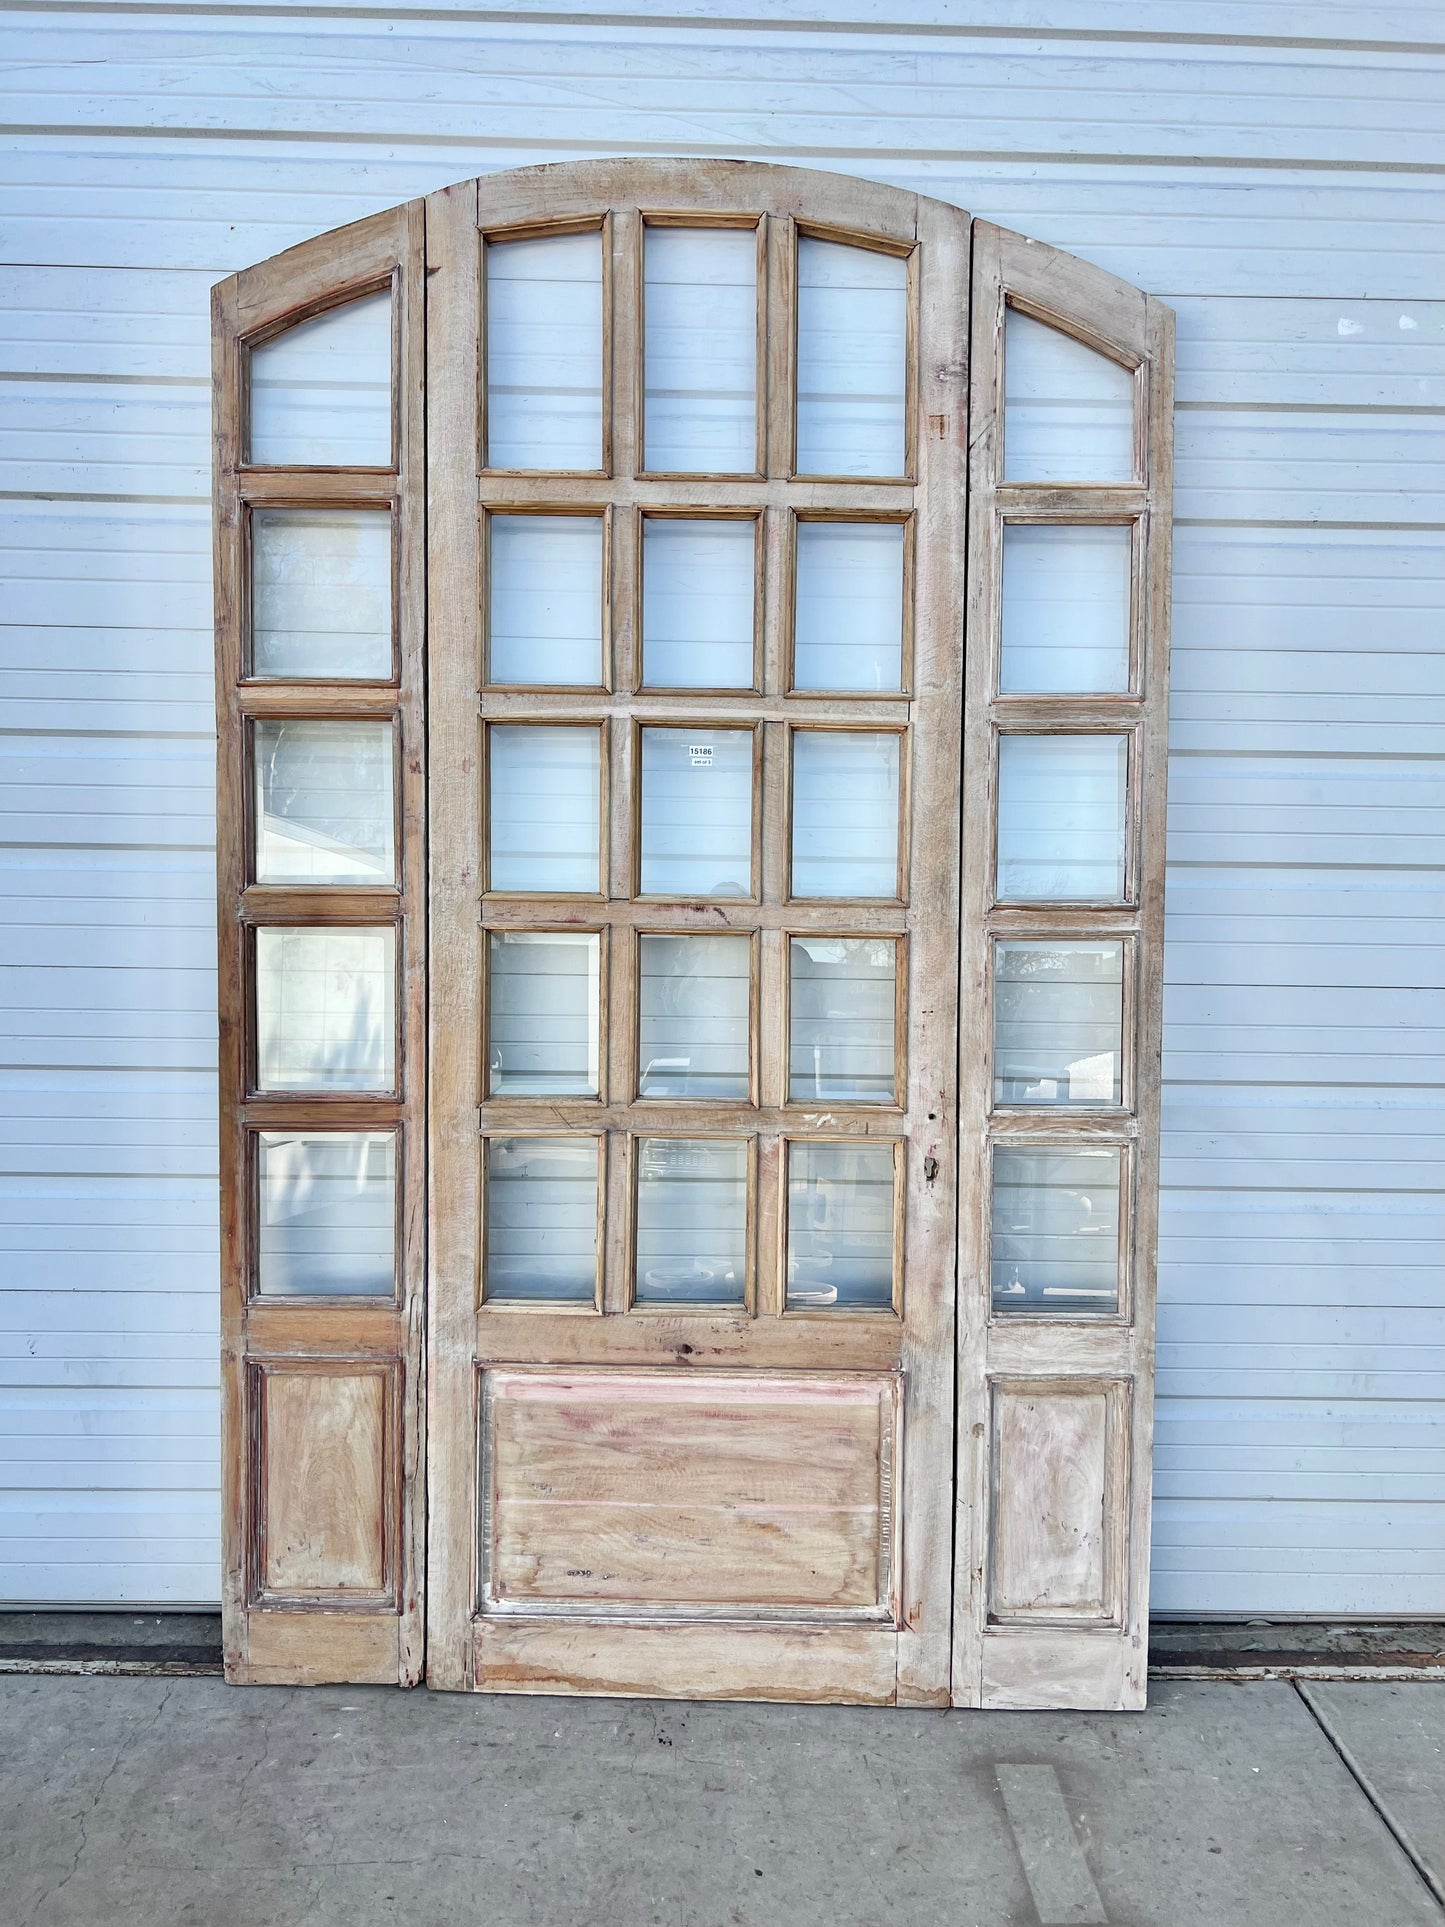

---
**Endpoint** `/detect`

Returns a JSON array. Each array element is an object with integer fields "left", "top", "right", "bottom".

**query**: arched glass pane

[
  {"left": 251, "top": 508, "right": 392, "bottom": 680},
  {"left": 634, "top": 1138, "right": 747, "bottom": 1306},
  {"left": 993, "top": 940, "right": 1123, "bottom": 1107},
  {"left": 486, "top": 230, "right": 603, "bottom": 471},
  {"left": 644, "top": 227, "right": 758, "bottom": 474},
  {"left": 487, "top": 932, "right": 600, "bottom": 1097},
  {"left": 249, "top": 290, "right": 392, "bottom": 467},
  {"left": 257, "top": 1131, "right": 396, "bottom": 1297},
  {"left": 485, "top": 1136, "right": 599, "bottom": 1303},
  {"left": 488, "top": 515, "right": 604, "bottom": 686},
  {"left": 786, "top": 1140, "right": 895, "bottom": 1311},
  {"left": 1004, "top": 308, "right": 1134, "bottom": 483},
  {"left": 797, "top": 238, "right": 907, "bottom": 478},
  {"left": 992, "top": 1144, "right": 1121, "bottom": 1315},
  {"left": 996, "top": 734, "right": 1127, "bottom": 901},
  {"left": 642, "top": 518, "right": 755, "bottom": 688},
  {"left": 253, "top": 721, "right": 394, "bottom": 886},
  {"left": 488, "top": 726, "right": 601, "bottom": 894},
  {"left": 1000, "top": 524, "right": 1131, "bottom": 694},
  {"left": 793, "top": 521, "right": 904, "bottom": 692}
]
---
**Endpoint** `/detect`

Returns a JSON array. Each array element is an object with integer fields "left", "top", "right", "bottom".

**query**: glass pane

[
  {"left": 489, "top": 726, "right": 601, "bottom": 894},
  {"left": 255, "top": 926, "right": 395, "bottom": 1093},
  {"left": 639, "top": 728, "right": 753, "bottom": 898},
  {"left": 796, "top": 238, "right": 907, "bottom": 478},
  {"left": 488, "top": 515, "right": 604, "bottom": 686},
  {"left": 253, "top": 721, "right": 394, "bottom": 886},
  {"left": 642, "top": 518, "right": 755, "bottom": 689},
  {"left": 992, "top": 1144, "right": 1121, "bottom": 1315},
  {"left": 1001, "top": 524, "right": 1131, "bottom": 695},
  {"left": 644, "top": 227, "right": 757, "bottom": 474},
  {"left": 1004, "top": 308, "right": 1134, "bottom": 483},
  {"left": 634, "top": 1138, "right": 747, "bottom": 1307},
  {"left": 791, "top": 731, "right": 900, "bottom": 899},
  {"left": 786, "top": 1140, "right": 895, "bottom": 1310},
  {"left": 488, "top": 931, "right": 599, "bottom": 1096},
  {"left": 997, "top": 735, "right": 1127, "bottom": 902},
  {"left": 993, "top": 940, "right": 1123, "bottom": 1107},
  {"left": 257, "top": 1131, "right": 395, "bottom": 1297},
  {"left": 249, "top": 290, "right": 392, "bottom": 467},
  {"left": 789, "top": 937, "right": 896, "bottom": 1104},
  {"left": 251, "top": 508, "right": 391, "bottom": 680},
  {"left": 485, "top": 1136, "right": 598, "bottom": 1304},
  {"left": 793, "top": 521, "right": 904, "bottom": 693},
  {"left": 638, "top": 934, "right": 750, "bottom": 1100},
  {"left": 486, "top": 231, "right": 602, "bottom": 470}
]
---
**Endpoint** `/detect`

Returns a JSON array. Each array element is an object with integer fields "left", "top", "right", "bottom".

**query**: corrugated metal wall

[{"left": 2, "top": 0, "right": 1441, "bottom": 1613}]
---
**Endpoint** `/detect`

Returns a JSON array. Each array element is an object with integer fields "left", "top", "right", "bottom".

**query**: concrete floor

[{"left": 1, "top": 1675, "right": 1441, "bottom": 1927}]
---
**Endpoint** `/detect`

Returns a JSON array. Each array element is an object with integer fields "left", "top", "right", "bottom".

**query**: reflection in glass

[
  {"left": 639, "top": 728, "right": 753, "bottom": 897},
  {"left": 257, "top": 1131, "right": 395, "bottom": 1297},
  {"left": 638, "top": 934, "right": 750, "bottom": 1100},
  {"left": 485, "top": 1136, "right": 598, "bottom": 1303},
  {"left": 787, "top": 1140, "right": 895, "bottom": 1310},
  {"left": 1004, "top": 307, "right": 1134, "bottom": 483},
  {"left": 796, "top": 238, "right": 907, "bottom": 477},
  {"left": 634, "top": 1138, "right": 747, "bottom": 1306},
  {"left": 789, "top": 938, "right": 896, "bottom": 1104},
  {"left": 996, "top": 735, "right": 1127, "bottom": 901},
  {"left": 1000, "top": 524, "right": 1131, "bottom": 694},
  {"left": 642, "top": 518, "right": 755, "bottom": 688},
  {"left": 249, "top": 290, "right": 392, "bottom": 467},
  {"left": 251, "top": 508, "right": 392, "bottom": 680},
  {"left": 992, "top": 1144, "right": 1122, "bottom": 1315},
  {"left": 794, "top": 521, "right": 904, "bottom": 692},
  {"left": 488, "top": 725, "right": 601, "bottom": 893},
  {"left": 993, "top": 941, "right": 1123, "bottom": 1107},
  {"left": 488, "top": 515, "right": 604, "bottom": 685},
  {"left": 644, "top": 227, "right": 757, "bottom": 474},
  {"left": 255, "top": 926, "right": 395, "bottom": 1092},
  {"left": 792, "top": 731, "right": 900, "bottom": 898},
  {"left": 486, "top": 231, "right": 603, "bottom": 470},
  {"left": 488, "top": 932, "right": 599, "bottom": 1096},
  {"left": 253, "top": 721, "right": 394, "bottom": 885}
]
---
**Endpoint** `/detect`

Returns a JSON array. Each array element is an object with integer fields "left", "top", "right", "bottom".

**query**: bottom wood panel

[
  {"left": 473, "top": 1618, "right": 899, "bottom": 1704},
  {"left": 234, "top": 1610, "right": 407, "bottom": 1686},
  {"left": 981, "top": 1625, "right": 1146, "bottom": 1711}
]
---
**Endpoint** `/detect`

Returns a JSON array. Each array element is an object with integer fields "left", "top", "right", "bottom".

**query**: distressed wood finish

[
  {"left": 955, "top": 223, "right": 1173, "bottom": 1712},
  {"left": 213, "top": 201, "right": 426, "bottom": 1685},
  {"left": 427, "top": 160, "right": 968, "bottom": 1704}
]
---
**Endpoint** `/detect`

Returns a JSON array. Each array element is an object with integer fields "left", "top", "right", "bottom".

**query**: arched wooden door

[{"left": 213, "top": 160, "right": 1171, "bottom": 1708}]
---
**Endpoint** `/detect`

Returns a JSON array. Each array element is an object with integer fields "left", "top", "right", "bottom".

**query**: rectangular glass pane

[
  {"left": 488, "top": 515, "right": 603, "bottom": 686},
  {"left": 485, "top": 1136, "right": 598, "bottom": 1303},
  {"left": 1004, "top": 308, "right": 1134, "bottom": 483},
  {"left": 634, "top": 1138, "right": 747, "bottom": 1307},
  {"left": 789, "top": 937, "right": 896, "bottom": 1104},
  {"left": 639, "top": 728, "right": 753, "bottom": 898},
  {"left": 793, "top": 521, "right": 904, "bottom": 692},
  {"left": 488, "top": 931, "right": 599, "bottom": 1096},
  {"left": 255, "top": 926, "right": 395, "bottom": 1092},
  {"left": 786, "top": 1140, "right": 895, "bottom": 1311},
  {"left": 791, "top": 731, "right": 900, "bottom": 899},
  {"left": 486, "top": 230, "right": 603, "bottom": 470},
  {"left": 251, "top": 508, "right": 392, "bottom": 680},
  {"left": 249, "top": 290, "right": 392, "bottom": 467},
  {"left": 489, "top": 725, "right": 601, "bottom": 894},
  {"left": 993, "top": 940, "right": 1123, "bottom": 1107},
  {"left": 796, "top": 239, "right": 907, "bottom": 478},
  {"left": 642, "top": 518, "right": 755, "bottom": 689},
  {"left": 253, "top": 720, "right": 394, "bottom": 886},
  {"left": 1001, "top": 524, "right": 1131, "bottom": 695},
  {"left": 257, "top": 1131, "right": 395, "bottom": 1298},
  {"left": 992, "top": 1144, "right": 1122, "bottom": 1315},
  {"left": 997, "top": 734, "right": 1127, "bottom": 902},
  {"left": 644, "top": 227, "right": 757, "bottom": 474},
  {"left": 638, "top": 934, "right": 750, "bottom": 1100}
]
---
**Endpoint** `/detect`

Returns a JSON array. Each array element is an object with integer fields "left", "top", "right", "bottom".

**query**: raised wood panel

[
  {"left": 252, "top": 1361, "right": 396, "bottom": 1603},
  {"left": 241, "top": 1610, "right": 403, "bottom": 1686},
  {"left": 981, "top": 1625, "right": 1144, "bottom": 1712},
  {"left": 480, "top": 1368, "right": 899, "bottom": 1618},
  {"left": 988, "top": 1376, "right": 1128, "bottom": 1626}
]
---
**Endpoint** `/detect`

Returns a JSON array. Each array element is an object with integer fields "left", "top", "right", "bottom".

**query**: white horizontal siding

[{"left": 0, "top": 1, "right": 1440, "bottom": 1612}]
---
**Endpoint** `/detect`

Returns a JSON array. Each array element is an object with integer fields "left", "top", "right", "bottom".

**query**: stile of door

[{"left": 424, "top": 161, "right": 970, "bottom": 1703}]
